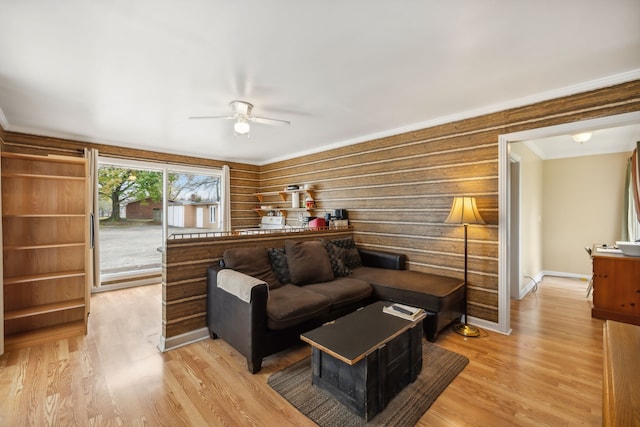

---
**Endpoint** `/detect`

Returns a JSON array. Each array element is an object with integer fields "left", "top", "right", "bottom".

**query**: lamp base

[{"left": 453, "top": 322, "right": 481, "bottom": 337}]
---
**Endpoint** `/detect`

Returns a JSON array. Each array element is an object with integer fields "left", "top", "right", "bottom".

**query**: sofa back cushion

[
  {"left": 330, "top": 237, "right": 363, "bottom": 269},
  {"left": 223, "top": 246, "right": 283, "bottom": 289},
  {"left": 267, "top": 247, "right": 291, "bottom": 284},
  {"left": 285, "top": 240, "right": 334, "bottom": 285},
  {"left": 321, "top": 239, "right": 352, "bottom": 277}
]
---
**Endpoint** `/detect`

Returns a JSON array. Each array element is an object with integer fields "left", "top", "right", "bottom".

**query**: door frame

[{"left": 497, "top": 111, "right": 640, "bottom": 335}]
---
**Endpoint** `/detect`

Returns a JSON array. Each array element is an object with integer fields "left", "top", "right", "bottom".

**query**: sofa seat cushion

[
  {"left": 351, "top": 267, "right": 464, "bottom": 312},
  {"left": 267, "top": 284, "right": 332, "bottom": 330},
  {"left": 303, "top": 277, "right": 372, "bottom": 310}
]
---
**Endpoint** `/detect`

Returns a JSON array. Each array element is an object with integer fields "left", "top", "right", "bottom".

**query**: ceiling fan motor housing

[{"left": 230, "top": 100, "right": 253, "bottom": 116}]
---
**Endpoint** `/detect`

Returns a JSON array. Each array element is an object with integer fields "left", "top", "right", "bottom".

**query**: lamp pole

[{"left": 445, "top": 197, "right": 484, "bottom": 338}]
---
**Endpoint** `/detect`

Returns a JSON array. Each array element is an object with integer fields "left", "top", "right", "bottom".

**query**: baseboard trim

[
  {"left": 542, "top": 270, "right": 591, "bottom": 281},
  {"left": 157, "top": 327, "right": 210, "bottom": 352},
  {"left": 467, "top": 316, "right": 511, "bottom": 336}
]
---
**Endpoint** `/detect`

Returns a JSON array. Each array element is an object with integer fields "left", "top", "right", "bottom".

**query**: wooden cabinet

[
  {"left": 592, "top": 251, "right": 640, "bottom": 326},
  {"left": 602, "top": 321, "right": 640, "bottom": 426},
  {"left": 1, "top": 151, "right": 90, "bottom": 351}
]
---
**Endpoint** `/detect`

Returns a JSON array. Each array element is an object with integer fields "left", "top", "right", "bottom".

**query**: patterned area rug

[{"left": 268, "top": 341, "right": 469, "bottom": 426}]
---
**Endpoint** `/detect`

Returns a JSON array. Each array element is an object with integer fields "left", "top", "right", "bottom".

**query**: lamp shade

[{"left": 445, "top": 197, "right": 485, "bottom": 225}]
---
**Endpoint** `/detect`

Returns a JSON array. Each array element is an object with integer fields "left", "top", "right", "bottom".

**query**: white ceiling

[
  {"left": 1, "top": 1, "right": 639, "bottom": 165},
  {"left": 524, "top": 123, "right": 640, "bottom": 160}
]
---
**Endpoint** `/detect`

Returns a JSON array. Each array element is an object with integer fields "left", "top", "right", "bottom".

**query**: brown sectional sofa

[{"left": 207, "top": 237, "right": 463, "bottom": 373}]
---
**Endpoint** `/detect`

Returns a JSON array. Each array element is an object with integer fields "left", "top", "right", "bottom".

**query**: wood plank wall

[{"left": 259, "top": 80, "right": 640, "bottom": 324}]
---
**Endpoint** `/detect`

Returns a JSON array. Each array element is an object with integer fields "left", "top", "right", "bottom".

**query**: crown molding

[{"left": 261, "top": 69, "right": 640, "bottom": 165}]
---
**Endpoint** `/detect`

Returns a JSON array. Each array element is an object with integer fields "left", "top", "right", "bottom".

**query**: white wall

[
  {"left": 542, "top": 152, "right": 630, "bottom": 275},
  {"left": 510, "top": 143, "right": 544, "bottom": 296}
]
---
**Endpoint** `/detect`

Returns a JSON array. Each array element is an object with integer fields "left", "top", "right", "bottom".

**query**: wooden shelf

[
  {"left": 1, "top": 151, "right": 85, "bottom": 164},
  {"left": 3, "top": 213, "right": 85, "bottom": 218},
  {"left": 4, "top": 242, "right": 85, "bottom": 251},
  {"left": 4, "top": 299, "right": 86, "bottom": 320},
  {"left": 3, "top": 321, "right": 87, "bottom": 352},
  {"left": 3, "top": 270, "right": 86, "bottom": 285},
  {"left": 253, "top": 207, "right": 312, "bottom": 217},
  {"left": 2, "top": 172, "right": 85, "bottom": 180},
  {"left": 253, "top": 189, "right": 317, "bottom": 218},
  {"left": 254, "top": 189, "right": 315, "bottom": 203}
]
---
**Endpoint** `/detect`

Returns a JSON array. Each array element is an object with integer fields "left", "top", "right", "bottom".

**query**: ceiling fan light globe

[{"left": 234, "top": 121, "right": 250, "bottom": 135}]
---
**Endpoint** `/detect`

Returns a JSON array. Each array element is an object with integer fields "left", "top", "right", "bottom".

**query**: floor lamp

[{"left": 445, "top": 196, "right": 485, "bottom": 337}]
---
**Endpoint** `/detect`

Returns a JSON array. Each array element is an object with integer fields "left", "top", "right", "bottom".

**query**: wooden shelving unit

[{"left": 1, "top": 151, "right": 90, "bottom": 351}]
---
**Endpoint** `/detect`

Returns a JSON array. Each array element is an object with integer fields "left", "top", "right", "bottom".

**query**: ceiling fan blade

[
  {"left": 189, "top": 115, "right": 236, "bottom": 120},
  {"left": 249, "top": 116, "right": 291, "bottom": 126}
]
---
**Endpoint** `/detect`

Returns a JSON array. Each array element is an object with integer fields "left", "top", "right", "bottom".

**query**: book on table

[{"left": 382, "top": 303, "right": 425, "bottom": 321}]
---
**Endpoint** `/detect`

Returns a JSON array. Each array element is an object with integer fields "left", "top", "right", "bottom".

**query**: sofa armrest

[
  {"left": 207, "top": 266, "right": 269, "bottom": 373},
  {"left": 217, "top": 269, "right": 266, "bottom": 302},
  {"left": 358, "top": 248, "right": 406, "bottom": 270}
]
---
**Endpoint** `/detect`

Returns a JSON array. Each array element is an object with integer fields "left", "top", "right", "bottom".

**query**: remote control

[{"left": 392, "top": 305, "right": 413, "bottom": 315}]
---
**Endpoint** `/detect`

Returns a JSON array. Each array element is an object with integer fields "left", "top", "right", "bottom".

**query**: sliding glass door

[{"left": 95, "top": 157, "right": 222, "bottom": 289}]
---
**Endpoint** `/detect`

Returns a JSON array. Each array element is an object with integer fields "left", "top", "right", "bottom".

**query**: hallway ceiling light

[{"left": 571, "top": 132, "right": 592, "bottom": 143}]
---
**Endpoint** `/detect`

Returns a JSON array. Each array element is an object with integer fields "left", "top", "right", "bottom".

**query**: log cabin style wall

[
  {"left": 258, "top": 80, "right": 640, "bottom": 324},
  {"left": 1, "top": 79, "right": 639, "bottom": 346}
]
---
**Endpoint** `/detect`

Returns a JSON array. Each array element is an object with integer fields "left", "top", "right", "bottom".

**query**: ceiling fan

[{"left": 189, "top": 100, "right": 290, "bottom": 137}]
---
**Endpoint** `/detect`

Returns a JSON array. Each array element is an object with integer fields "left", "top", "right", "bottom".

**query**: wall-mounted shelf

[
  {"left": 253, "top": 207, "right": 313, "bottom": 217},
  {"left": 253, "top": 188, "right": 317, "bottom": 218},
  {"left": 254, "top": 189, "right": 315, "bottom": 203}
]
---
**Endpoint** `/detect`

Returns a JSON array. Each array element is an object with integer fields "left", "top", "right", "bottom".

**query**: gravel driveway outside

[{"left": 99, "top": 223, "right": 215, "bottom": 274}]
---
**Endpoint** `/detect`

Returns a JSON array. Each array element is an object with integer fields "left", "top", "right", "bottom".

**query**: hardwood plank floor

[{"left": 0, "top": 276, "right": 603, "bottom": 426}]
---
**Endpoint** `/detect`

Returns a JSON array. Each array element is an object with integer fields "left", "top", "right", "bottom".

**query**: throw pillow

[
  {"left": 223, "top": 246, "right": 283, "bottom": 289},
  {"left": 285, "top": 240, "right": 334, "bottom": 285},
  {"left": 268, "top": 247, "right": 291, "bottom": 284},
  {"left": 330, "top": 237, "right": 362, "bottom": 269},
  {"left": 321, "top": 239, "right": 352, "bottom": 277}
]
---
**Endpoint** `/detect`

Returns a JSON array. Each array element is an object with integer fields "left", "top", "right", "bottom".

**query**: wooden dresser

[
  {"left": 603, "top": 321, "right": 640, "bottom": 426},
  {"left": 591, "top": 248, "right": 640, "bottom": 326}
]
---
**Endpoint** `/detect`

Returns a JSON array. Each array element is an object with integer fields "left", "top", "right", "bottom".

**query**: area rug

[{"left": 268, "top": 341, "right": 469, "bottom": 426}]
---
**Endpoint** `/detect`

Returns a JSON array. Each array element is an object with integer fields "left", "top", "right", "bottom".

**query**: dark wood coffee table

[{"left": 300, "top": 301, "right": 425, "bottom": 420}]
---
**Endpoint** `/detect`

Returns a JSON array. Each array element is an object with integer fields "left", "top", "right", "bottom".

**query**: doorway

[
  {"left": 97, "top": 162, "right": 163, "bottom": 287},
  {"left": 498, "top": 111, "right": 640, "bottom": 335}
]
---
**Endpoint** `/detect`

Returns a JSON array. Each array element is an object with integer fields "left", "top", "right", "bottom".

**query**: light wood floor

[{"left": 0, "top": 276, "right": 603, "bottom": 426}]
